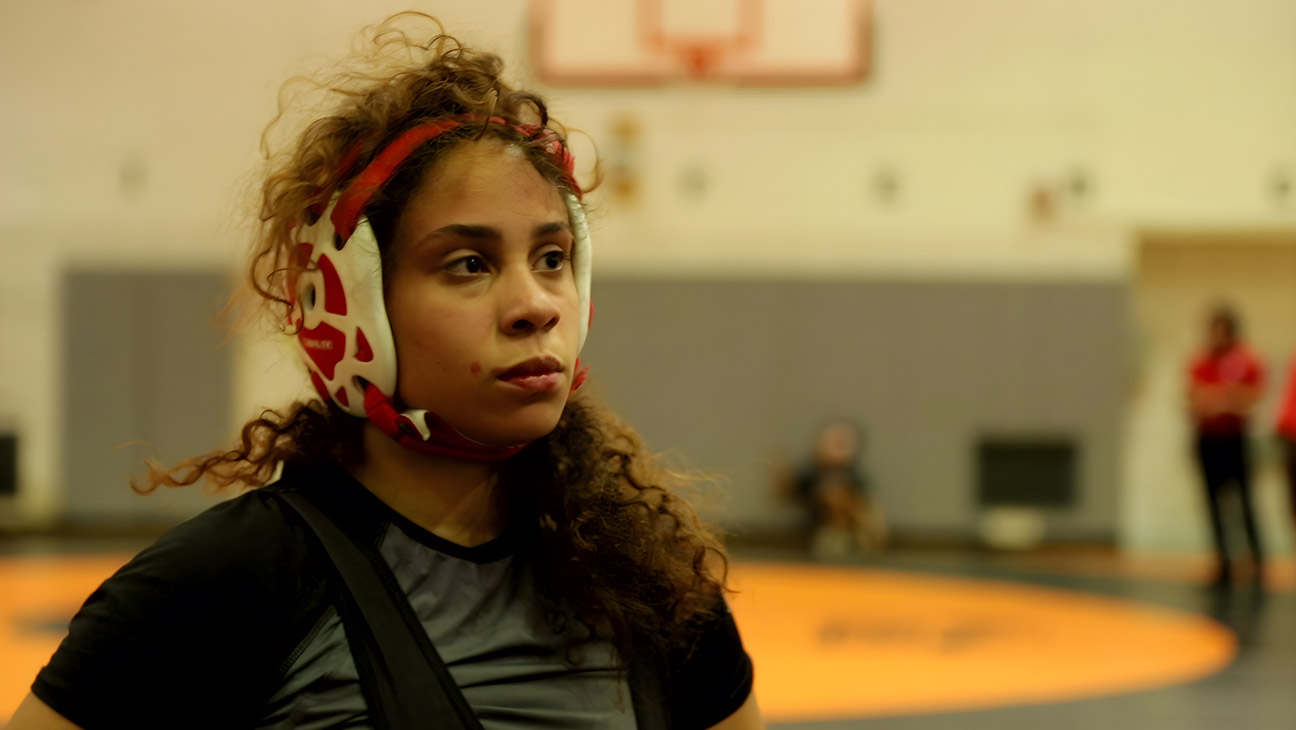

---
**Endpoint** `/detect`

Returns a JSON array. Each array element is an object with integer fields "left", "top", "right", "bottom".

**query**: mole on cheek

[{"left": 470, "top": 361, "right": 482, "bottom": 374}]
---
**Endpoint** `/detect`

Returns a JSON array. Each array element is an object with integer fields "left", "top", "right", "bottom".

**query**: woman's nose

[{"left": 500, "top": 268, "right": 560, "bottom": 335}]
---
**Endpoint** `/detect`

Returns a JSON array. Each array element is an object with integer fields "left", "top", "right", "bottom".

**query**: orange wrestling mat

[
  {"left": 0, "top": 557, "right": 1237, "bottom": 725},
  {"left": 0, "top": 555, "right": 133, "bottom": 725},
  {"left": 727, "top": 562, "right": 1237, "bottom": 722}
]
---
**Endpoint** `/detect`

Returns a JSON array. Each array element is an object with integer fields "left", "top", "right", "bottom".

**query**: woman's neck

[{"left": 349, "top": 422, "right": 507, "bottom": 547}]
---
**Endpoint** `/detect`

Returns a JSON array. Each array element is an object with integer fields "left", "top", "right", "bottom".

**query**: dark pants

[
  {"left": 1195, "top": 433, "right": 1264, "bottom": 572},
  {"left": 1282, "top": 436, "right": 1296, "bottom": 522}
]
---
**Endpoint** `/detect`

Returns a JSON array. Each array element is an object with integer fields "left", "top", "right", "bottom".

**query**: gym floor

[{"left": 1, "top": 540, "right": 1291, "bottom": 729}]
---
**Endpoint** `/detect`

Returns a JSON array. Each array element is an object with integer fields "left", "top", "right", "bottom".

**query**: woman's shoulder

[
  {"left": 139, "top": 461, "right": 359, "bottom": 567},
  {"left": 116, "top": 473, "right": 323, "bottom": 590},
  {"left": 664, "top": 599, "right": 755, "bottom": 730},
  {"left": 31, "top": 466, "right": 341, "bottom": 730},
  {"left": 158, "top": 478, "right": 301, "bottom": 545}
]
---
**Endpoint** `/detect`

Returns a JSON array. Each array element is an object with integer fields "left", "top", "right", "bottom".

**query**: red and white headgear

[{"left": 288, "top": 117, "right": 592, "bottom": 461}]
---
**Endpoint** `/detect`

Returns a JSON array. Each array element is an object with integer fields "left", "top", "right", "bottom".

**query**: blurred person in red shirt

[{"left": 1187, "top": 305, "right": 1266, "bottom": 587}]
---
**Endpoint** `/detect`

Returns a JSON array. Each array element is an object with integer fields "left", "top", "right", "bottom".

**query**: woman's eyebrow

[
  {"left": 419, "top": 222, "right": 569, "bottom": 246},
  {"left": 533, "top": 221, "right": 571, "bottom": 238},
  {"left": 428, "top": 224, "right": 501, "bottom": 241}
]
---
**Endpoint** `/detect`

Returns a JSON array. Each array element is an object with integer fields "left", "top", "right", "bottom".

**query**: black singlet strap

[
  {"left": 280, "top": 490, "right": 484, "bottom": 730},
  {"left": 629, "top": 650, "right": 670, "bottom": 730}
]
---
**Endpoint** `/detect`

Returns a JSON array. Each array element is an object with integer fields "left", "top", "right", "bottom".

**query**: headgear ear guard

[{"left": 288, "top": 117, "right": 592, "bottom": 461}]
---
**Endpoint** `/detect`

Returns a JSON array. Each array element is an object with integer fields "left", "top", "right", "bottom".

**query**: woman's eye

[
  {"left": 447, "top": 256, "right": 487, "bottom": 275},
  {"left": 537, "top": 251, "right": 567, "bottom": 271}
]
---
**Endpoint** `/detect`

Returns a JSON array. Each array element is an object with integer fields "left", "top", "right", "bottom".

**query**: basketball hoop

[
  {"left": 676, "top": 43, "right": 726, "bottom": 79},
  {"left": 639, "top": 0, "right": 760, "bottom": 80}
]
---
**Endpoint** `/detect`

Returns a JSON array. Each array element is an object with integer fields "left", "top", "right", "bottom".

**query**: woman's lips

[
  {"left": 501, "top": 372, "right": 563, "bottom": 392},
  {"left": 497, "top": 356, "right": 564, "bottom": 392}
]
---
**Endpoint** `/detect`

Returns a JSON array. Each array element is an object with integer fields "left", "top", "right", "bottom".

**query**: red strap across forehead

[
  {"left": 329, "top": 116, "right": 579, "bottom": 240},
  {"left": 330, "top": 117, "right": 468, "bottom": 239}
]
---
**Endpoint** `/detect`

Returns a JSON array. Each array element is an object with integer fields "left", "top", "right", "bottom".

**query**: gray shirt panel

[{"left": 258, "top": 523, "right": 636, "bottom": 730}]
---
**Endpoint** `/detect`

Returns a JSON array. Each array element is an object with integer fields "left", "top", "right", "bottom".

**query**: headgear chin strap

[{"left": 288, "top": 117, "right": 593, "bottom": 461}]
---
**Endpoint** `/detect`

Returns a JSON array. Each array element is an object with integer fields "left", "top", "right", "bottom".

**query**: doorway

[{"left": 1124, "top": 230, "right": 1296, "bottom": 554}]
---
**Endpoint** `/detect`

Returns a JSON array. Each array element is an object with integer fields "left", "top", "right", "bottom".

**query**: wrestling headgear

[{"left": 288, "top": 117, "right": 592, "bottom": 461}]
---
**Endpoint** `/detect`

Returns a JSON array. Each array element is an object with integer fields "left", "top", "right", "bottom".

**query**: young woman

[
  {"left": 11, "top": 14, "right": 760, "bottom": 730},
  {"left": 1187, "top": 305, "right": 1265, "bottom": 586}
]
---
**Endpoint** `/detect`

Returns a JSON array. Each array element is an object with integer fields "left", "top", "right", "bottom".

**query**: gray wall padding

[
  {"left": 579, "top": 277, "right": 1128, "bottom": 542},
  {"left": 62, "top": 270, "right": 232, "bottom": 524}
]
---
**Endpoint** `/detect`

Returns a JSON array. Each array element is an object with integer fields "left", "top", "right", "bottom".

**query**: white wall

[{"left": 2, "top": 0, "right": 1294, "bottom": 545}]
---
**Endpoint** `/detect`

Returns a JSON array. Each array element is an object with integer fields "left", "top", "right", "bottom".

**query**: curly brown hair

[{"left": 136, "top": 12, "right": 728, "bottom": 661}]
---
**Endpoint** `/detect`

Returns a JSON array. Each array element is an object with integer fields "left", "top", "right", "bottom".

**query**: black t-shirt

[{"left": 32, "top": 464, "right": 753, "bottom": 729}]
